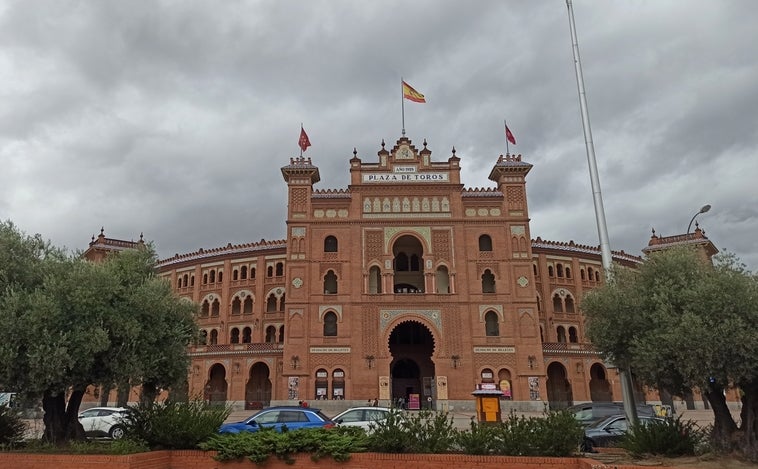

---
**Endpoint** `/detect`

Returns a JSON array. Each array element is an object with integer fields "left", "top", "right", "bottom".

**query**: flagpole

[
  {"left": 504, "top": 120, "right": 510, "bottom": 155},
  {"left": 566, "top": 0, "right": 638, "bottom": 426},
  {"left": 300, "top": 123, "right": 304, "bottom": 157},
  {"left": 401, "top": 78, "right": 406, "bottom": 136}
]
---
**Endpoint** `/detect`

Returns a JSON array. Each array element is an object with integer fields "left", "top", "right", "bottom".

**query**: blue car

[{"left": 219, "top": 406, "right": 335, "bottom": 434}]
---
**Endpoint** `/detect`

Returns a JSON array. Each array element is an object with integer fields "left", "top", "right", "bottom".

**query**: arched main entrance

[
  {"left": 388, "top": 320, "right": 435, "bottom": 409},
  {"left": 546, "top": 362, "right": 573, "bottom": 409},
  {"left": 589, "top": 363, "right": 613, "bottom": 402},
  {"left": 205, "top": 364, "right": 228, "bottom": 404},
  {"left": 245, "top": 362, "right": 272, "bottom": 410}
]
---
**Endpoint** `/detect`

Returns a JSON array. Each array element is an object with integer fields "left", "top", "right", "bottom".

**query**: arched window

[
  {"left": 265, "top": 326, "right": 276, "bottom": 343},
  {"left": 548, "top": 265, "right": 554, "bottom": 277},
  {"left": 242, "top": 327, "right": 252, "bottom": 343},
  {"left": 565, "top": 267, "right": 572, "bottom": 279},
  {"left": 177, "top": 277, "right": 183, "bottom": 288},
  {"left": 553, "top": 294, "right": 563, "bottom": 313},
  {"left": 324, "top": 236, "right": 338, "bottom": 252},
  {"left": 569, "top": 327, "right": 578, "bottom": 343},
  {"left": 279, "top": 294, "right": 286, "bottom": 311},
  {"left": 250, "top": 267, "right": 256, "bottom": 279},
  {"left": 482, "top": 269, "right": 495, "bottom": 293},
  {"left": 275, "top": 262, "right": 284, "bottom": 277},
  {"left": 478, "top": 234, "right": 493, "bottom": 252},
  {"left": 278, "top": 325, "right": 284, "bottom": 343},
  {"left": 243, "top": 295, "right": 253, "bottom": 315},
  {"left": 218, "top": 271, "right": 223, "bottom": 283},
  {"left": 565, "top": 295, "right": 575, "bottom": 313},
  {"left": 211, "top": 299, "right": 220, "bottom": 317},
  {"left": 435, "top": 265, "right": 450, "bottom": 293},
  {"left": 202, "top": 273, "right": 208, "bottom": 284},
  {"left": 556, "top": 264, "right": 564, "bottom": 278},
  {"left": 266, "top": 294, "right": 277, "bottom": 312},
  {"left": 231, "top": 297, "right": 241, "bottom": 315},
  {"left": 323, "top": 270, "right": 338, "bottom": 294},
  {"left": 323, "top": 312, "right": 338, "bottom": 336},
  {"left": 580, "top": 269, "right": 586, "bottom": 280},
  {"left": 241, "top": 266, "right": 248, "bottom": 279},
  {"left": 267, "top": 266, "right": 273, "bottom": 277},
  {"left": 190, "top": 274, "right": 194, "bottom": 286},
  {"left": 368, "top": 266, "right": 382, "bottom": 294},
  {"left": 315, "top": 369, "right": 328, "bottom": 400},
  {"left": 199, "top": 330, "right": 208, "bottom": 345},
  {"left": 209, "top": 329, "right": 219, "bottom": 345},
  {"left": 201, "top": 300, "right": 210, "bottom": 317},
  {"left": 232, "top": 270, "right": 238, "bottom": 281},
  {"left": 557, "top": 326, "right": 567, "bottom": 343},
  {"left": 588, "top": 268, "right": 594, "bottom": 281},
  {"left": 536, "top": 294, "right": 543, "bottom": 312},
  {"left": 209, "top": 270, "right": 216, "bottom": 283},
  {"left": 183, "top": 274, "right": 189, "bottom": 286},
  {"left": 485, "top": 311, "right": 499, "bottom": 336},
  {"left": 230, "top": 328, "right": 240, "bottom": 344}
]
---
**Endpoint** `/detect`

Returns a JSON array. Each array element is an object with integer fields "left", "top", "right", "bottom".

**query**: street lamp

[{"left": 687, "top": 204, "right": 711, "bottom": 234}]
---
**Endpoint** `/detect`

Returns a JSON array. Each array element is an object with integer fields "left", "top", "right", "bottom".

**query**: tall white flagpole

[
  {"left": 565, "top": 0, "right": 639, "bottom": 425},
  {"left": 401, "top": 78, "right": 406, "bottom": 136}
]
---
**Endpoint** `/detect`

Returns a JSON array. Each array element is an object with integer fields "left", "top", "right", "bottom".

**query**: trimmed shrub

[
  {"left": 0, "top": 404, "right": 25, "bottom": 448},
  {"left": 122, "top": 399, "right": 230, "bottom": 450},
  {"left": 366, "top": 410, "right": 457, "bottom": 454},
  {"left": 621, "top": 416, "right": 706, "bottom": 457}
]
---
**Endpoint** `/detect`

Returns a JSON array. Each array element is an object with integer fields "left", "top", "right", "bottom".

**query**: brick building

[{"left": 84, "top": 135, "right": 721, "bottom": 412}]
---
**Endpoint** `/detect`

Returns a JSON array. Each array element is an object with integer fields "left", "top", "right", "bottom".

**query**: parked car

[
  {"left": 218, "top": 406, "right": 335, "bottom": 434},
  {"left": 581, "top": 414, "right": 664, "bottom": 452},
  {"left": 78, "top": 406, "right": 129, "bottom": 439},
  {"left": 331, "top": 407, "right": 394, "bottom": 431},
  {"left": 566, "top": 402, "right": 655, "bottom": 426}
]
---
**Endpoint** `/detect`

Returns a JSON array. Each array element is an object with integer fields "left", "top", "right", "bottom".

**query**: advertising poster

[
  {"left": 288, "top": 377, "right": 299, "bottom": 400},
  {"left": 528, "top": 377, "right": 540, "bottom": 400}
]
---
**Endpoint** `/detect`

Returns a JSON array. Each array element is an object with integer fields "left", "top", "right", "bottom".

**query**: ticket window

[
  {"left": 332, "top": 369, "right": 345, "bottom": 400},
  {"left": 315, "top": 369, "right": 328, "bottom": 401}
]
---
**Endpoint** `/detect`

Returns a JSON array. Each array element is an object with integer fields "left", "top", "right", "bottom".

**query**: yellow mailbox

[{"left": 472, "top": 389, "right": 502, "bottom": 424}]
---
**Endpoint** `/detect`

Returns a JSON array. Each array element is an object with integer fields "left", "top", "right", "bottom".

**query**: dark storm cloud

[{"left": 1, "top": 0, "right": 757, "bottom": 269}]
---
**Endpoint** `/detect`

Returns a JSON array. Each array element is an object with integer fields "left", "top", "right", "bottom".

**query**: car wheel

[
  {"left": 580, "top": 438, "right": 595, "bottom": 453},
  {"left": 109, "top": 425, "right": 125, "bottom": 439}
]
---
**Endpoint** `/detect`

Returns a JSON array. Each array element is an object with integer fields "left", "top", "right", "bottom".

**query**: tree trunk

[
  {"left": 141, "top": 382, "right": 158, "bottom": 404},
  {"left": 117, "top": 381, "right": 130, "bottom": 407},
  {"left": 42, "top": 390, "right": 66, "bottom": 444},
  {"left": 64, "top": 388, "right": 86, "bottom": 441},
  {"left": 705, "top": 382, "right": 738, "bottom": 451},
  {"left": 738, "top": 378, "right": 758, "bottom": 461}
]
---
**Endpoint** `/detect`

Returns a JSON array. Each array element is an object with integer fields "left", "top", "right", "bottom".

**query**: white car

[
  {"left": 331, "top": 406, "right": 394, "bottom": 431},
  {"left": 78, "top": 406, "right": 129, "bottom": 439}
]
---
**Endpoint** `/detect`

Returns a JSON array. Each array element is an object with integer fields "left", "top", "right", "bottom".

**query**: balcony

[
  {"left": 189, "top": 343, "right": 284, "bottom": 356},
  {"left": 541, "top": 342, "right": 599, "bottom": 356}
]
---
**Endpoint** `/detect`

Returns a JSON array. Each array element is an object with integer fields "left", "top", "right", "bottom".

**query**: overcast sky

[{"left": 2, "top": 0, "right": 757, "bottom": 270}]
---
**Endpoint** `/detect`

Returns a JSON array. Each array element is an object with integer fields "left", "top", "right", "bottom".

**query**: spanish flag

[{"left": 402, "top": 81, "right": 426, "bottom": 103}]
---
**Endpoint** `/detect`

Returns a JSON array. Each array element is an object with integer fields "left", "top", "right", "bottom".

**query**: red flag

[
  {"left": 299, "top": 127, "right": 311, "bottom": 152},
  {"left": 505, "top": 125, "right": 516, "bottom": 145},
  {"left": 402, "top": 81, "right": 426, "bottom": 103}
]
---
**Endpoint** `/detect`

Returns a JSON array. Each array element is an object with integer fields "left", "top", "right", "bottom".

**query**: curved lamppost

[{"left": 687, "top": 204, "right": 711, "bottom": 234}]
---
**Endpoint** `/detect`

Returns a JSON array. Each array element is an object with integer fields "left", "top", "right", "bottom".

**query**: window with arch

[
  {"left": 267, "top": 266, "right": 273, "bottom": 277},
  {"left": 580, "top": 268, "right": 586, "bottom": 280},
  {"left": 241, "top": 266, "right": 248, "bottom": 279},
  {"left": 323, "top": 311, "right": 338, "bottom": 336},
  {"left": 588, "top": 268, "right": 595, "bottom": 281},
  {"left": 278, "top": 325, "right": 284, "bottom": 343},
  {"left": 230, "top": 328, "right": 240, "bottom": 344},
  {"left": 200, "top": 300, "right": 210, "bottom": 317},
  {"left": 332, "top": 369, "right": 345, "bottom": 399},
  {"left": 565, "top": 295, "right": 575, "bottom": 313},
  {"left": 548, "top": 265, "right": 554, "bottom": 277},
  {"left": 565, "top": 266, "right": 572, "bottom": 279},
  {"left": 324, "top": 235, "right": 338, "bottom": 252},
  {"left": 209, "top": 270, "right": 216, "bottom": 283},
  {"left": 266, "top": 294, "right": 277, "bottom": 312},
  {"left": 243, "top": 295, "right": 253, "bottom": 315},
  {"left": 183, "top": 274, "right": 189, "bottom": 287},
  {"left": 435, "top": 265, "right": 450, "bottom": 293},
  {"left": 484, "top": 311, "right": 500, "bottom": 336},
  {"left": 482, "top": 269, "right": 496, "bottom": 293},
  {"left": 478, "top": 234, "right": 493, "bottom": 252},
  {"left": 557, "top": 326, "right": 567, "bottom": 343},
  {"left": 232, "top": 270, "right": 239, "bottom": 281},
  {"left": 190, "top": 274, "right": 194, "bottom": 286},
  {"left": 177, "top": 277, "right": 183, "bottom": 288},
  {"left": 556, "top": 264, "right": 564, "bottom": 278},
  {"left": 211, "top": 298, "right": 220, "bottom": 317},
  {"left": 323, "top": 270, "right": 338, "bottom": 294},
  {"left": 209, "top": 329, "right": 219, "bottom": 345},
  {"left": 368, "top": 266, "right": 382, "bottom": 294},
  {"left": 569, "top": 326, "right": 578, "bottom": 343},
  {"left": 315, "top": 369, "right": 328, "bottom": 400},
  {"left": 275, "top": 262, "right": 284, "bottom": 277},
  {"left": 553, "top": 293, "right": 563, "bottom": 312},
  {"left": 202, "top": 273, "right": 208, "bottom": 284},
  {"left": 279, "top": 294, "right": 286, "bottom": 311},
  {"left": 242, "top": 327, "right": 252, "bottom": 343},
  {"left": 265, "top": 326, "right": 277, "bottom": 343},
  {"left": 231, "top": 297, "right": 241, "bottom": 315},
  {"left": 250, "top": 267, "right": 256, "bottom": 279},
  {"left": 199, "top": 329, "right": 208, "bottom": 345},
  {"left": 218, "top": 271, "right": 223, "bottom": 283}
]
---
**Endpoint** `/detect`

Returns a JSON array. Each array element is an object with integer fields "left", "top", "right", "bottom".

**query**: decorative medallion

[
  {"left": 291, "top": 277, "right": 303, "bottom": 289},
  {"left": 517, "top": 276, "right": 529, "bottom": 287}
]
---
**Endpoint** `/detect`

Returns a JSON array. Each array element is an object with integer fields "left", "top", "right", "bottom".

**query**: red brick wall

[{"left": 0, "top": 450, "right": 681, "bottom": 469}]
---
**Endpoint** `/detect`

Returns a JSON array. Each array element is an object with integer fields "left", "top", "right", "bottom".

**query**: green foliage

[
  {"left": 621, "top": 417, "right": 707, "bottom": 457},
  {"left": 201, "top": 426, "right": 366, "bottom": 465},
  {"left": 484, "top": 410, "right": 583, "bottom": 457},
  {"left": 364, "top": 410, "right": 457, "bottom": 453},
  {"left": 0, "top": 405, "right": 25, "bottom": 448},
  {"left": 453, "top": 418, "right": 501, "bottom": 454},
  {"left": 9, "top": 438, "right": 149, "bottom": 455},
  {"left": 122, "top": 400, "right": 230, "bottom": 450}
]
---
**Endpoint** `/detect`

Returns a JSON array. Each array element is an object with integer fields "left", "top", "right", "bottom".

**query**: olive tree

[
  {"left": 582, "top": 247, "right": 758, "bottom": 460},
  {"left": 0, "top": 221, "right": 197, "bottom": 443}
]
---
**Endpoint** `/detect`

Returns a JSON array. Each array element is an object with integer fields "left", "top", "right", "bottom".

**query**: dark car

[
  {"left": 581, "top": 414, "right": 664, "bottom": 452},
  {"left": 567, "top": 402, "right": 655, "bottom": 426},
  {"left": 218, "top": 406, "right": 335, "bottom": 434}
]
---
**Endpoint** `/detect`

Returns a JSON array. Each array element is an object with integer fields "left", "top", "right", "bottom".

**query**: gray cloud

[{"left": 2, "top": 0, "right": 756, "bottom": 270}]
